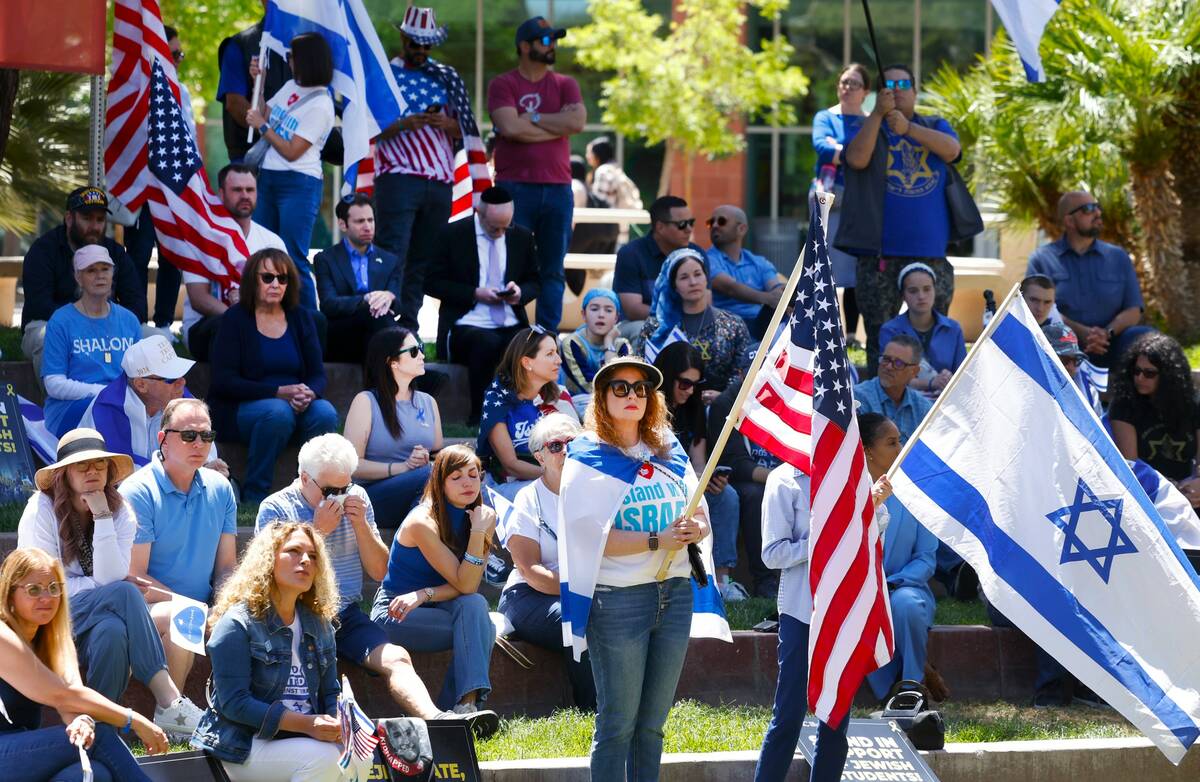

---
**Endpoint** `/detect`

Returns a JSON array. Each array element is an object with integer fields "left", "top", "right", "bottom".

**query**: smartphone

[
  {"left": 426, "top": 103, "right": 442, "bottom": 113},
  {"left": 713, "top": 466, "right": 733, "bottom": 478}
]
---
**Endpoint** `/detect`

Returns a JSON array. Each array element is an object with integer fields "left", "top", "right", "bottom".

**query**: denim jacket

[{"left": 191, "top": 601, "right": 340, "bottom": 764}]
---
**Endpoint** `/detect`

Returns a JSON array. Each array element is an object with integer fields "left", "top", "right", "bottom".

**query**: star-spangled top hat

[{"left": 395, "top": 7, "right": 448, "bottom": 47}]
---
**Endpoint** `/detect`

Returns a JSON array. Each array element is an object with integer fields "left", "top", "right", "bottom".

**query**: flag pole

[
  {"left": 655, "top": 191, "right": 835, "bottom": 580},
  {"left": 247, "top": 41, "right": 269, "bottom": 144},
  {"left": 885, "top": 281, "right": 1023, "bottom": 483},
  {"left": 860, "top": 0, "right": 887, "bottom": 88}
]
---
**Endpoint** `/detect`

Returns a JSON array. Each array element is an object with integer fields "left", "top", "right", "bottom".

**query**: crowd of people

[{"left": 8, "top": 5, "right": 1200, "bottom": 781}]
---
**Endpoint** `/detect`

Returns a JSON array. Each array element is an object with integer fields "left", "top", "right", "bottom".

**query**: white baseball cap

[
  {"left": 73, "top": 244, "right": 114, "bottom": 271},
  {"left": 121, "top": 335, "right": 196, "bottom": 379}
]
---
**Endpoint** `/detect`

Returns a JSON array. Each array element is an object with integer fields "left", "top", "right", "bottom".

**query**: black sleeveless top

[{"left": 0, "top": 675, "right": 42, "bottom": 733}]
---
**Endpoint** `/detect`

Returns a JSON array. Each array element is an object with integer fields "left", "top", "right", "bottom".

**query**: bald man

[
  {"left": 1026, "top": 191, "right": 1152, "bottom": 367},
  {"left": 705, "top": 204, "right": 786, "bottom": 338}
]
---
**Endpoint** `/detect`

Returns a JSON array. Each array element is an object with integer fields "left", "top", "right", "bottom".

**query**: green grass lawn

[{"left": 0, "top": 326, "right": 22, "bottom": 361}]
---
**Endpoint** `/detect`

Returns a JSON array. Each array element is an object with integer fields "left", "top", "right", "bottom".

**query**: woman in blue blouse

[
  {"left": 812, "top": 63, "right": 870, "bottom": 339},
  {"left": 209, "top": 249, "right": 338, "bottom": 505},
  {"left": 878, "top": 263, "right": 967, "bottom": 397}
]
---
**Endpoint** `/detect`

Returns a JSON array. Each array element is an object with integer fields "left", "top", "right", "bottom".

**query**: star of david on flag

[{"left": 1046, "top": 478, "right": 1137, "bottom": 583}]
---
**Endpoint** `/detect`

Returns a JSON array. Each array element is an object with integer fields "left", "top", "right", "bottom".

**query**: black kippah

[{"left": 480, "top": 185, "right": 512, "bottom": 205}]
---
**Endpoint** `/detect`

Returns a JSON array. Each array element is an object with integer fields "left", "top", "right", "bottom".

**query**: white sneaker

[
  {"left": 720, "top": 580, "right": 750, "bottom": 603},
  {"left": 154, "top": 696, "right": 204, "bottom": 738}
]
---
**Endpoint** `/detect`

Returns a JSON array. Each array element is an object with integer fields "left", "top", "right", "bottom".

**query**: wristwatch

[
  {"left": 530, "top": 111, "right": 542, "bottom": 125},
  {"left": 423, "top": 587, "right": 435, "bottom": 603},
  {"left": 648, "top": 531, "right": 659, "bottom": 552},
  {"left": 258, "top": 122, "right": 270, "bottom": 135}
]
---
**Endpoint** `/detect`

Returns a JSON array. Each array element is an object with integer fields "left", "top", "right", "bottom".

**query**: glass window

[{"left": 746, "top": 131, "right": 817, "bottom": 223}]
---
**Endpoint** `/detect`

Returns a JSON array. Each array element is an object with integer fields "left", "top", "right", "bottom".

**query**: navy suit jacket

[{"left": 314, "top": 241, "right": 402, "bottom": 319}]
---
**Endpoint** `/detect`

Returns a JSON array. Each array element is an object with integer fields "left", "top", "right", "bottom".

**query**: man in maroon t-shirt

[{"left": 487, "top": 16, "right": 586, "bottom": 332}]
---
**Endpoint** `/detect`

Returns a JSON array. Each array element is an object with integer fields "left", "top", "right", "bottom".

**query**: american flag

[
  {"left": 337, "top": 676, "right": 379, "bottom": 779},
  {"left": 105, "top": 0, "right": 247, "bottom": 290},
  {"left": 375, "top": 68, "right": 454, "bottom": 183},
  {"left": 737, "top": 198, "right": 894, "bottom": 727}
]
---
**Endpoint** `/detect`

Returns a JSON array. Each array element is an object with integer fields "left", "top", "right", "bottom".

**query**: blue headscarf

[
  {"left": 581, "top": 287, "right": 622, "bottom": 319},
  {"left": 650, "top": 247, "right": 708, "bottom": 345}
]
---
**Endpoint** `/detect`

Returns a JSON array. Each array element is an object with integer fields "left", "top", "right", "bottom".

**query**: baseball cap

[
  {"left": 66, "top": 186, "right": 110, "bottom": 213},
  {"left": 73, "top": 245, "right": 114, "bottom": 271},
  {"left": 1042, "top": 322, "right": 1085, "bottom": 360},
  {"left": 121, "top": 335, "right": 196, "bottom": 379},
  {"left": 515, "top": 16, "right": 566, "bottom": 47}
]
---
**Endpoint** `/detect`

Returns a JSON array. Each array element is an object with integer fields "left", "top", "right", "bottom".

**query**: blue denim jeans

[
  {"left": 497, "top": 181, "right": 573, "bottom": 331},
  {"left": 235, "top": 397, "right": 339, "bottom": 504},
  {"left": 866, "top": 585, "right": 934, "bottom": 700},
  {"left": 373, "top": 173, "right": 452, "bottom": 330},
  {"left": 706, "top": 484, "right": 740, "bottom": 569},
  {"left": 70, "top": 580, "right": 168, "bottom": 702},
  {"left": 253, "top": 168, "right": 323, "bottom": 310},
  {"left": 370, "top": 589, "right": 496, "bottom": 710},
  {"left": 755, "top": 614, "right": 849, "bottom": 782},
  {"left": 586, "top": 577, "right": 692, "bottom": 781},
  {"left": 0, "top": 723, "right": 152, "bottom": 782},
  {"left": 361, "top": 465, "right": 431, "bottom": 528},
  {"left": 499, "top": 582, "right": 597, "bottom": 710}
]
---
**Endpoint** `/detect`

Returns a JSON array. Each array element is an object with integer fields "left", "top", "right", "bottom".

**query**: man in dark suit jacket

[
  {"left": 427, "top": 186, "right": 540, "bottom": 425},
  {"left": 314, "top": 194, "right": 402, "bottom": 362}
]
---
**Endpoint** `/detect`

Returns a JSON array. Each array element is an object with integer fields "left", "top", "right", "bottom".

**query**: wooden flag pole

[{"left": 655, "top": 191, "right": 835, "bottom": 580}]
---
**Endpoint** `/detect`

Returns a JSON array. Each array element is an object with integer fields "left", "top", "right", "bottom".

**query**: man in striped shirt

[{"left": 373, "top": 8, "right": 466, "bottom": 330}]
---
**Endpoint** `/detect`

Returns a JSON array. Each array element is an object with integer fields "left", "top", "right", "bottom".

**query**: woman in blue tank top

[{"left": 369, "top": 445, "right": 498, "bottom": 712}]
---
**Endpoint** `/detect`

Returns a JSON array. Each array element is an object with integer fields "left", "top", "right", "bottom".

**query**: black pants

[
  {"left": 126, "top": 204, "right": 182, "bottom": 327},
  {"left": 449, "top": 324, "right": 525, "bottom": 424},
  {"left": 324, "top": 307, "right": 397, "bottom": 363}
]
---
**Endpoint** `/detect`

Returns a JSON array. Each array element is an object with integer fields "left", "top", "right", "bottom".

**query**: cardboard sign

[
  {"left": 137, "top": 750, "right": 231, "bottom": 782},
  {"left": 365, "top": 718, "right": 483, "bottom": 782},
  {"left": 797, "top": 718, "right": 940, "bottom": 782},
  {"left": 0, "top": 387, "right": 37, "bottom": 505}
]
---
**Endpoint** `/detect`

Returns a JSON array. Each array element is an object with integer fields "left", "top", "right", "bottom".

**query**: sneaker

[
  {"left": 433, "top": 708, "right": 500, "bottom": 741},
  {"left": 1032, "top": 684, "right": 1069, "bottom": 709},
  {"left": 154, "top": 696, "right": 204, "bottom": 738},
  {"left": 1071, "top": 684, "right": 1110, "bottom": 709},
  {"left": 719, "top": 580, "right": 750, "bottom": 603},
  {"left": 484, "top": 553, "right": 510, "bottom": 587}
]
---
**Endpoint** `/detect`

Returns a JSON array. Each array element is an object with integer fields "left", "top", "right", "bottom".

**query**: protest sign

[
  {"left": 798, "top": 718, "right": 939, "bottom": 782},
  {"left": 0, "top": 386, "right": 37, "bottom": 504}
]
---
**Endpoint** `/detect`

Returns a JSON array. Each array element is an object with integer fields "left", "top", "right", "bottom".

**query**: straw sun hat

[{"left": 34, "top": 428, "right": 135, "bottom": 491}]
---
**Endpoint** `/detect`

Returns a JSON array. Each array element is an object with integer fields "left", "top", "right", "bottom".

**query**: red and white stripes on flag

[
  {"left": 105, "top": 0, "right": 248, "bottom": 290},
  {"left": 737, "top": 201, "right": 893, "bottom": 727},
  {"left": 448, "top": 136, "right": 491, "bottom": 222}
]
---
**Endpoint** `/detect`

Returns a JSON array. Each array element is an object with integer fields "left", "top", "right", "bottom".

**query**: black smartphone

[
  {"left": 713, "top": 465, "right": 733, "bottom": 477},
  {"left": 425, "top": 103, "right": 442, "bottom": 113}
]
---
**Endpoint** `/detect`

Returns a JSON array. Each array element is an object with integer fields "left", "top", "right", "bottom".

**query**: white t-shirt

[
  {"left": 503, "top": 479, "right": 560, "bottom": 591},
  {"left": 279, "top": 616, "right": 313, "bottom": 715},
  {"left": 181, "top": 221, "right": 286, "bottom": 343},
  {"left": 262, "top": 80, "right": 335, "bottom": 179},
  {"left": 596, "top": 459, "right": 693, "bottom": 587}
]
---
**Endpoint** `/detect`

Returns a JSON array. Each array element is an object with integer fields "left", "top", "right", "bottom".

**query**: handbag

[
  {"left": 868, "top": 680, "right": 946, "bottom": 750},
  {"left": 944, "top": 163, "right": 984, "bottom": 242}
]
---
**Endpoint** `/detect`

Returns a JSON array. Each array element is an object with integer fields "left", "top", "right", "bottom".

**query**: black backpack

[{"left": 869, "top": 679, "right": 945, "bottom": 750}]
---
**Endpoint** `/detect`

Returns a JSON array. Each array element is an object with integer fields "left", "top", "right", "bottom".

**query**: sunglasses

[
  {"left": 879, "top": 356, "right": 918, "bottom": 370},
  {"left": 1132, "top": 366, "right": 1160, "bottom": 379},
  {"left": 706, "top": 216, "right": 732, "bottom": 228},
  {"left": 839, "top": 78, "right": 865, "bottom": 89},
  {"left": 606, "top": 379, "right": 655, "bottom": 399},
  {"left": 259, "top": 272, "right": 288, "bottom": 285},
  {"left": 406, "top": 40, "right": 432, "bottom": 50},
  {"left": 675, "top": 376, "right": 704, "bottom": 391},
  {"left": 540, "top": 437, "right": 574, "bottom": 454},
  {"left": 396, "top": 343, "right": 423, "bottom": 359},
  {"left": 668, "top": 218, "right": 696, "bottom": 231},
  {"left": 1068, "top": 202, "right": 1102, "bottom": 216},
  {"left": 18, "top": 582, "right": 63, "bottom": 599},
  {"left": 165, "top": 428, "right": 217, "bottom": 443},
  {"left": 318, "top": 482, "right": 353, "bottom": 498},
  {"left": 171, "top": 50, "right": 185, "bottom": 64},
  {"left": 885, "top": 78, "right": 913, "bottom": 91},
  {"left": 535, "top": 35, "right": 555, "bottom": 47},
  {"left": 146, "top": 376, "right": 180, "bottom": 384}
]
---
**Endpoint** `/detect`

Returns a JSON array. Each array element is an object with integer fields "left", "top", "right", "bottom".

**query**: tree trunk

[
  {"left": 0, "top": 69, "right": 20, "bottom": 165},
  {"left": 657, "top": 138, "right": 675, "bottom": 198},
  {"left": 1167, "top": 71, "right": 1200, "bottom": 265},
  {"left": 682, "top": 151, "right": 694, "bottom": 205},
  {"left": 1128, "top": 160, "right": 1200, "bottom": 339}
]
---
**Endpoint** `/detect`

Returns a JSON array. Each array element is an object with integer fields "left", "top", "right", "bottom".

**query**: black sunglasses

[
  {"left": 667, "top": 218, "right": 696, "bottom": 231},
  {"left": 606, "top": 379, "right": 655, "bottom": 399},
  {"left": 395, "top": 343, "right": 423, "bottom": 359},
  {"left": 541, "top": 437, "right": 574, "bottom": 454},
  {"left": 1132, "top": 366, "right": 1160, "bottom": 379},
  {"left": 146, "top": 376, "right": 180, "bottom": 384},
  {"left": 706, "top": 216, "right": 730, "bottom": 228},
  {"left": 318, "top": 482, "right": 352, "bottom": 498},
  {"left": 259, "top": 272, "right": 288, "bottom": 285},
  {"left": 165, "top": 429, "right": 217, "bottom": 443},
  {"left": 1068, "top": 202, "right": 1102, "bottom": 216},
  {"left": 675, "top": 376, "right": 704, "bottom": 391}
]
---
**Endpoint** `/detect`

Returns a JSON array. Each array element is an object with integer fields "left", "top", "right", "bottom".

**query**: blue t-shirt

[
  {"left": 121, "top": 457, "right": 238, "bottom": 603},
  {"left": 881, "top": 117, "right": 958, "bottom": 258},
  {"left": 216, "top": 43, "right": 247, "bottom": 102},
  {"left": 878, "top": 311, "right": 967, "bottom": 374},
  {"left": 706, "top": 247, "right": 781, "bottom": 320},
  {"left": 41, "top": 303, "right": 141, "bottom": 436},
  {"left": 258, "top": 330, "right": 304, "bottom": 387}
]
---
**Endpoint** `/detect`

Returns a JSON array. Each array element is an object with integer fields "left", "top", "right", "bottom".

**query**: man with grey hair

[
  {"left": 705, "top": 204, "right": 786, "bottom": 338},
  {"left": 255, "top": 433, "right": 499, "bottom": 737},
  {"left": 852, "top": 334, "right": 932, "bottom": 444}
]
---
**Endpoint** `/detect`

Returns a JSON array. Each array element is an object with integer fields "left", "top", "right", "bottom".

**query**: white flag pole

[{"left": 246, "top": 40, "right": 269, "bottom": 144}]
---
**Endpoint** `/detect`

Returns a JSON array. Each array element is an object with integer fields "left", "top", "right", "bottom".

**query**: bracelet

[
  {"left": 387, "top": 462, "right": 394, "bottom": 477},
  {"left": 463, "top": 552, "right": 485, "bottom": 567},
  {"left": 121, "top": 708, "right": 132, "bottom": 734}
]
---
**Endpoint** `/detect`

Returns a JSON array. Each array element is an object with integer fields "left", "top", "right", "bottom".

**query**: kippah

[{"left": 481, "top": 186, "right": 512, "bottom": 205}]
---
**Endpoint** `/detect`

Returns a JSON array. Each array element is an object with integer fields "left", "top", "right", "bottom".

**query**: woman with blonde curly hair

[
  {"left": 0, "top": 547, "right": 168, "bottom": 780},
  {"left": 192, "top": 521, "right": 344, "bottom": 782},
  {"left": 560, "top": 357, "right": 711, "bottom": 780}
]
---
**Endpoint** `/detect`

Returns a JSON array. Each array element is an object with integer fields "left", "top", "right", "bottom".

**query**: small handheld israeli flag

[{"left": 169, "top": 594, "right": 209, "bottom": 657}]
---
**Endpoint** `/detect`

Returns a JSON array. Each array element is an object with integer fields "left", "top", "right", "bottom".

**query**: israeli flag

[
  {"left": 891, "top": 291, "right": 1200, "bottom": 763},
  {"left": 558, "top": 432, "right": 731, "bottom": 661},
  {"left": 263, "top": 0, "right": 407, "bottom": 193},
  {"left": 643, "top": 325, "right": 688, "bottom": 363},
  {"left": 1128, "top": 459, "right": 1200, "bottom": 552},
  {"left": 990, "top": 0, "right": 1061, "bottom": 82}
]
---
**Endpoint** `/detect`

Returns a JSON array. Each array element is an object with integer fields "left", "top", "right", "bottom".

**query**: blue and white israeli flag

[
  {"left": 263, "top": 0, "right": 406, "bottom": 193},
  {"left": 643, "top": 325, "right": 688, "bottom": 363},
  {"left": 892, "top": 290, "right": 1200, "bottom": 763},
  {"left": 558, "top": 432, "right": 731, "bottom": 661},
  {"left": 989, "top": 0, "right": 1061, "bottom": 82}
]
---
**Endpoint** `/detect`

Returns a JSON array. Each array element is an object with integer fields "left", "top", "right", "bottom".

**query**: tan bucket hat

[{"left": 35, "top": 428, "right": 135, "bottom": 491}]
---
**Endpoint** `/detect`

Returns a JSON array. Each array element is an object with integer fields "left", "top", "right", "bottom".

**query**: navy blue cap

[{"left": 515, "top": 16, "right": 566, "bottom": 47}]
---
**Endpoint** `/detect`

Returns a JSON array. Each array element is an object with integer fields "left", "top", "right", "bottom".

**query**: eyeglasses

[
  {"left": 668, "top": 218, "right": 696, "bottom": 231},
  {"left": 879, "top": 356, "right": 918, "bottom": 370},
  {"left": 1131, "top": 366, "right": 1160, "bottom": 379},
  {"left": 396, "top": 344, "right": 423, "bottom": 359},
  {"left": 17, "top": 582, "right": 63, "bottom": 599},
  {"left": 885, "top": 78, "right": 913, "bottom": 91},
  {"left": 524, "top": 324, "right": 550, "bottom": 345},
  {"left": 675, "top": 376, "right": 704, "bottom": 391},
  {"left": 839, "top": 78, "right": 865, "bottom": 89},
  {"left": 171, "top": 50, "right": 185, "bottom": 64},
  {"left": 606, "top": 379, "right": 655, "bottom": 399},
  {"left": 540, "top": 437, "right": 574, "bottom": 454},
  {"left": 165, "top": 429, "right": 217, "bottom": 443},
  {"left": 706, "top": 216, "right": 732, "bottom": 228},
  {"left": 259, "top": 272, "right": 288, "bottom": 285},
  {"left": 1068, "top": 202, "right": 1102, "bottom": 216}
]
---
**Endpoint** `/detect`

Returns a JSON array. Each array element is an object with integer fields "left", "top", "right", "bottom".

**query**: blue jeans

[
  {"left": 499, "top": 583, "right": 597, "bottom": 710},
  {"left": 253, "top": 168, "right": 323, "bottom": 310},
  {"left": 235, "top": 397, "right": 339, "bottom": 504},
  {"left": 0, "top": 723, "right": 152, "bottom": 782},
  {"left": 755, "top": 614, "right": 849, "bottom": 782},
  {"left": 866, "top": 586, "right": 934, "bottom": 700},
  {"left": 70, "top": 581, "right": 168, "bottom": 702},
  {"left": 706, "top": 484, "right": 740, "bottom": 569},
  {"left": 370, "top": 589, "right": 496, "bottom": 709},
  {"left": 498, "top": 181, "right": 573, "bottom": 331},
  {"left": 362, "top": 465, "right": 431, "bottom": 528},
  {"left": 373, "top": 173, "right": 452, "bottom": 330},
  {"left": 587, "top": 577, "right": 692, "bottom": 782}
]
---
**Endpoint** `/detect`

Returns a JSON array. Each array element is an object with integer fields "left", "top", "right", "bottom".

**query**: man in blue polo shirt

[
  {"left": 706, "top": 204, "right": 785, "bottom": 338},
  {"left": 613, "top": 195, "right": 703, "bottom": 337},
  {"left": 853, "top": 334, "right": 932, "bottom": 444},
  {"left": 1026, "top": 191, "right": 1152, "bottom": 367},
  {"left": 120, "top": 398, "right": 237, "bottom": 691}
]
